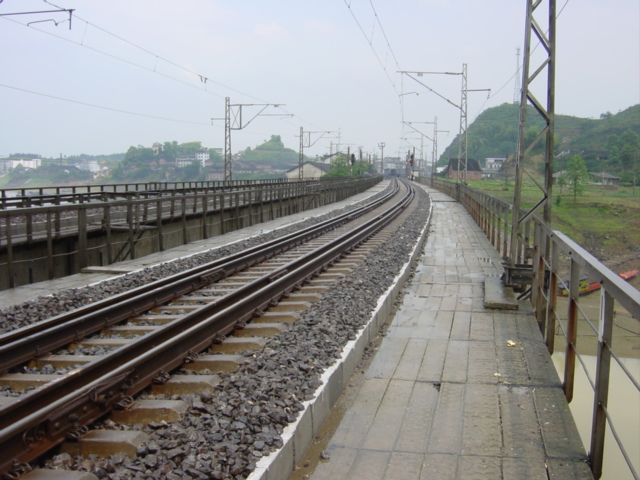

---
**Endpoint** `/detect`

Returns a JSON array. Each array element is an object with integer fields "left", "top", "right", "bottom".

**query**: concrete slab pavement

[{"left": 307, "top": 185, "right": 591, "bottom": 480}]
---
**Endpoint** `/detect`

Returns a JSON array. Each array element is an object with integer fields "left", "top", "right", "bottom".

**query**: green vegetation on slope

[
  {"left": 440, "top": 103, "right": 640, "bottom": 183},
  {"left": 466, "top": 179, "right": 640, "bottom": 261},
  {"left": 240, "top": 135, "right": 303, "bottom": 169},
  {"left": 0, "top": 164, "right": 94, "bottom": 189}
]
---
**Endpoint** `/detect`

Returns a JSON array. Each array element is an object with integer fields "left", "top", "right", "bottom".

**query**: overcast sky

[{"left": 1, "top": 0, "right": 638, "bottom": 161}]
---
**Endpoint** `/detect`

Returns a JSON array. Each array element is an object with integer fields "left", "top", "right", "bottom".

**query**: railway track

[{"left": 0, "top": 180, "right": 416, "bottom": 478}]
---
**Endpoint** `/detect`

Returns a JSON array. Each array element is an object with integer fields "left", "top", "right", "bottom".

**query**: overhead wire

[
  {"left": 368, "top": 0, "right": 402, "bottom": 72},
  {"left": 0, "top": 82, "right": 214, "bottom": 126},
  {"left": 5, "top": 0, "right": 321, "bottom": 133},
  {"left": 39, "top": 0, "right": 265, "bottom": 103},
  {"left": 342, "top": 0, "right": 400, "bottom": 95}
]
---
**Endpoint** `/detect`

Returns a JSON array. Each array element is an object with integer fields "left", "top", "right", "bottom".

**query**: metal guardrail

[
  {"left": 0, "top": 177, "right": 381, "bottom": 290},
  {"left": 428, "top": 177, "right": 640, "bottom": 480},
  {"left": 0, "top": 178, "right": 339, "bottom": 209}
]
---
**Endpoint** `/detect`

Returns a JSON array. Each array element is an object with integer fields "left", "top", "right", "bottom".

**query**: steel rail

[
  {"left": 0, "top": 181, "right": 399, "bottom": 358},
  {"left": 0, "top": 180, "right": 412, "bottom": 475}
]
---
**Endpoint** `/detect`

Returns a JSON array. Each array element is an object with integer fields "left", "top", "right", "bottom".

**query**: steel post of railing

[
  {"left": 77, "top": 206, "right": 88, "bottom": 271},
  {"left": 105, "top": 205, "right": 113, "bottom": 264},
  {"left": 589, "top": 289, "right": 614, "bottom": 479},
  {"left": 563, "top": 258, "right": 580, "bottom": 403},
  {"left": 546, "top": 243, "right": 560, "bottom": 354},
  {"left": 531, "top": 223, "right": 544, "bottom": 334}
]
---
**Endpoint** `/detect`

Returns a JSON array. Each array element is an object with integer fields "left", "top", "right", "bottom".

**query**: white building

[
  {"left": 176, "top": 157, "right": 195, "bottom": 168},
  {"left": 195, "top": 151, "right": 210, "bottom": 167},
  {"left": 76, "top": 160, "right": 100, "bottom": 173},
  {"left": 176, "top": 151, "right": 210, "bottom": 168},
  {"left": 485, "top": 157, "right": 505, "bottom": 170},
  {"left": 9, "top": 158, "right": 42, "bottom": 170}
]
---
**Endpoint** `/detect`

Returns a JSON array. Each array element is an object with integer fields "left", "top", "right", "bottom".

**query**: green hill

[
  {"left": 239, "top": 135, "right": 305, "bottom": 170},
  {"left": 440, "top": 103, "right": 640, "bottom": 181},
  {"left": 0, "top": 164, "right": 93, "bottom": 189}
]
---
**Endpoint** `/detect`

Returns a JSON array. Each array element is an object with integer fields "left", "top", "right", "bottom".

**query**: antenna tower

[{"left": 513, "top": 47, "right": 521, "bottom": 104}]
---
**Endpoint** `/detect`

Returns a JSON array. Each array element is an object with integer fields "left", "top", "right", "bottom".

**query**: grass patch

[{"left": 465, "top": 179, "right": 640, "bottom": 258}]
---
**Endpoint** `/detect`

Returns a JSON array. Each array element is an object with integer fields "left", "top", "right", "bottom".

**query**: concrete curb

[{"left": 248, "top": 197, "right": 434, "bottom": 480}]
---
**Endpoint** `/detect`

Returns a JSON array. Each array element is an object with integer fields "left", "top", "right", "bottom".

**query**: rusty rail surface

[
  {"left": 0, "top": 180, "right": 413, "bottom": 477},
  {"left": 428, "top": 177, "right": 640, "bottom": 480}
]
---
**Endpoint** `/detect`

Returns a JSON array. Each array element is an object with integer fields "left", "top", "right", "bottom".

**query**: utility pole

[
  {"left": 457, "top": 64, "right": 491, "bottom": 183},
  {"left": 378, "top": 142, "right": 385, "bottom": 175},
  {"left": 399, "top": 67, "right": 489, "bottom": 184},
  {"left": 298, "top": 129, "right": 334, "bottom": 179},
  {"left": 224, "top": 97, "right": 231, "bottom": 183},
  {"left": 432, "top": 117, "right": 449, "bottom": 184},
  {"left": 508, "top": 0, "right": 556, "bottom": 276},
  {"left": 513, "top": 47, "right": 522, "bottom": 104},
  {"left": 457, "top": 63, "right": 468, "bottom": 182},
  {"left": 215, "top": 97, "right": 288, "bottom": 183},
  {"left": 299, "top": 127, "right": 304, "bottom": 181}
]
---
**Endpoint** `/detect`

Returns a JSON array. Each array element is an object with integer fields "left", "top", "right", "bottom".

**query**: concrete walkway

[{"left": 308, "top": 186, "right": 592, "bottom": 480}]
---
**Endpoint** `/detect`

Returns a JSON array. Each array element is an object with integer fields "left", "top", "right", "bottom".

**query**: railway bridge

[{"left": 0, "top": 178, "right": 637, "bottom": 480}]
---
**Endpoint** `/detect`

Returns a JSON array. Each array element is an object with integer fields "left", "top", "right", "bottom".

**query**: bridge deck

[{"left": 304, "top": 186, "right": 592, "bottom": 480}]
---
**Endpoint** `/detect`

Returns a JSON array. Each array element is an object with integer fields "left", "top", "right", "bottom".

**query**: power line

[
  {"left": 39, "top": 1, "right": 258, "bottom": 99},
  {"left": 0, "top": 82, "right": 214, "bottom": 126},
  {"left": 343, "top": 0, "right": 400, "bottom": 94},
  {"left": 368, "top": 0, "right": 402, "bottom": 72},
  {"left": 5, "top": 5, "right": 318, "bottom": 130}
]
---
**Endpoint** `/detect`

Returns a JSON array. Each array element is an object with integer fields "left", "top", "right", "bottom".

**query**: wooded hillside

[{"left": 440, "top": 103, "right": 639, "bottom": 182}]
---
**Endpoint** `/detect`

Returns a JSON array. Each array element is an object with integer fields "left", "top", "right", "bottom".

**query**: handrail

[
  {"left": 0, "top": 177, "right": 377, "bottom": 210},
  {"left": 426, "top": 177, "right": 640, "bottom": 480},
  {"left": 0, "top": 176, "right": 382, "bottom": 290}
]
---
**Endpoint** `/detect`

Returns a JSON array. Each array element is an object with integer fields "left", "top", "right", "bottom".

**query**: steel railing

[{"left": 0, "top": 177, "right": 381, "bottom": 289}]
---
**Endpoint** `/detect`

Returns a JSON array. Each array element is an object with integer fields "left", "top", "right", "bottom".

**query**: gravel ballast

[{"left": 7, "top": 184, "right": 432, "bottom": 480}]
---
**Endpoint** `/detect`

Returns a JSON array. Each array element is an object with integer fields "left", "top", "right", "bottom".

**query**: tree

[
  {"left": 556, "top": 173, "right": 567, "bottom": 194},
  {"left": 162, "top": 141, "right": 179, "bottom": 162},
  {"left": 565, "top": 154, "right": 589, "bottom": 201},
  {"left": 322, "top": 155, "right": 373, "bottom": 178},
  {"left": 178, "top": 141, "right": 203, "bottom": 156},
  {"left": 179, "top": 160, "right": 202, "bottom": 181},
  {"left": 123, "top": 146, "right": 156, "bottom": 165},
  {"left": 323, "top": 155, "right": 351, "bottom": 178}
]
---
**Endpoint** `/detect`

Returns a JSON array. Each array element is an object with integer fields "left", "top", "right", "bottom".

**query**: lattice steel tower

[{"left": 513, "top": 47, "right": 521, "bottom": 104}]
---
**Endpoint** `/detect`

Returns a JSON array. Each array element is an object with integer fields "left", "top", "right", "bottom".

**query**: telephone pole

[
  {"left": 217, "top": 97, "right": 287, "bottom": 183},
  {"left": 431, "top": 117, "right": 449, "bottom": 183},
  {"left": 399, "top": 66, "right": 489, "bottom": 183},
  {"left": 298, "top": 129, "right": 334, "bottom": 179},
  {"left": 513, "top": 47, "right": 522, "bottom": 104}
]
